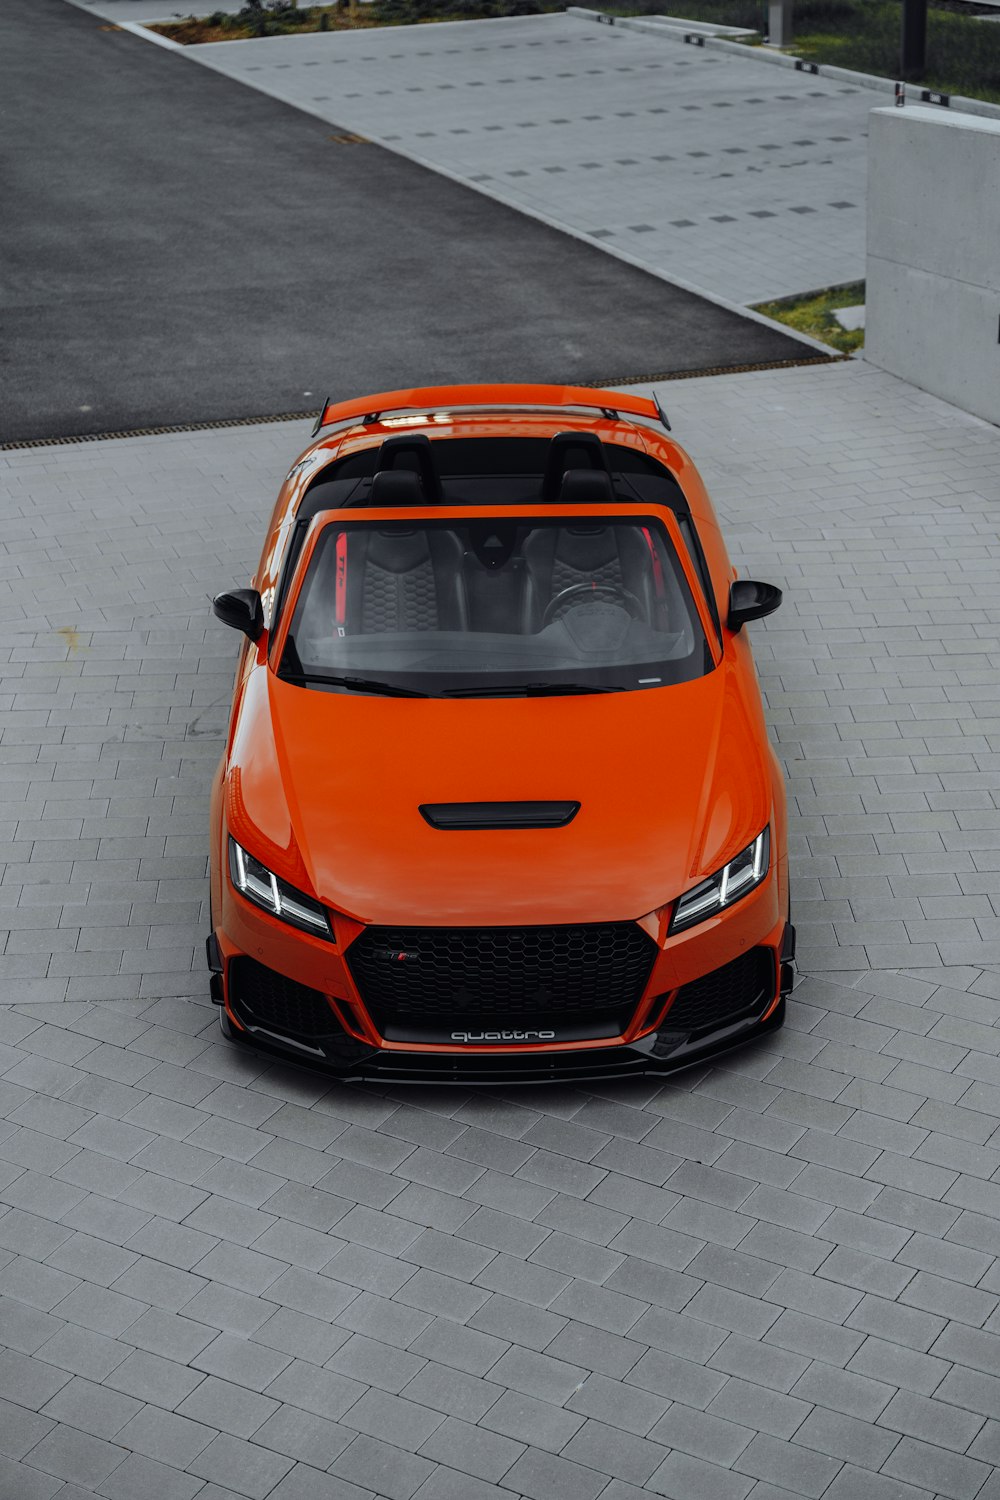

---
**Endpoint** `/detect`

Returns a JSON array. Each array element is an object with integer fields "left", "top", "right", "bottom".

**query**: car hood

[{"left": 226, "top": 664, "right": 773, "bottom": 927}]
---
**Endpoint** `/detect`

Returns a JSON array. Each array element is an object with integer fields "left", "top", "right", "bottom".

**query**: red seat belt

[{"left": 335, "top": 531, "right": 347, "bottom": 637}]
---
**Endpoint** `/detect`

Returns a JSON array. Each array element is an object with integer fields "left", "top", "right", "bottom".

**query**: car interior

[{"left": 272, "top": 430, "right": 721, "bottom": 658}]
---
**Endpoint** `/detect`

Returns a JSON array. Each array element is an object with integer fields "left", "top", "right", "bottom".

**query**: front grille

[
  {"left": 346, "top": 922, "right": 657, "bottom": 1040},
  {"left": 229, "top": 957, "right": 341, "bottom": 1039},
  {"left": 662, "top": 948, "right": 775, "bottom": 1036}
]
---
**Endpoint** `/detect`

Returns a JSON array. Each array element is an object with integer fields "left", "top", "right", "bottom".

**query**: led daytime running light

[
  {"left": 228, "top": 838, "right": 332, "bottom": 939},
  {"left": 671, "top": 827, "right": 770, "bottom": 933}
]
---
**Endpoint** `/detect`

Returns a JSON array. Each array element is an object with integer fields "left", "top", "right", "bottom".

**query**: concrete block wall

[{"left": 866, "top": 104, "right": 1000, "bottom": 427}]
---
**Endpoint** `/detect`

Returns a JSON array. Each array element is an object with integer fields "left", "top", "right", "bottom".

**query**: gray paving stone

[
  {"left": 35, "top": 1323, "right": 131, "bottom": 1381},
  {"left": 708, "top": 1332, "right": 809, "bottom": 1393},
  {"left": 20, "top": 1425, "right": 127, "bottom": 1489},
  {"left": 191, "top": 1332, "right": 292, "bottom": 1392},
  {"left": 331, "top": 1433, "right": 435, "bottom": 1500},
  {"left": 251, "top": 1306, "right": 350, "bottom": 1368},
  {"left": 263, "top": 1358, "right": 366, "bottom": 1422},
  {"left": 419, "top": 1413, "right": 523, "bottom": 1480},
  {"left": 337, "top": 1290, "right": 431, "bottom": 1348},
  {"left": 734, "top": 1432, "right": 842, "bottom": 1497},
  {"left": 543, "top": 1320, "right": 643, "bottom": 1379},
  {"left": 252, "top": 1405, "right": 354, "bottom": 1468},
  {"left": 0, "top": 1397, "right": 54, "bottom": 1460},
  {"left": 901, "top": 1270, "right": 997, "bottom": 1327},
  {"left": 100, "top": 1452, "right": 206, "bottom": 1500},
  {"left": 627, "top": 1347, "right": 728, "bottom": 1409},
  {"left": 38, "top": 1374, "right": 140, "bottom": 1441},
  {"left": 738, "top": 1223, "right": 830, "bottom": 1275},
  {"left": 848, "top": 1334, "right": 950, "bottom": 1395},
  {"left": 400, "top": 1361, "right": 503, "bottom": 1423},
  {"left": 708, "top": 1376, "right": 812, "bottom": 1439},
  {"left": 113, "top": 1404, "right": 216, "bottom": 1466},
  {"left": 187, "top": 1432, "right": 295, "bottom": 1499},
  {"left": 651, "top": 1402, "right": 753, "bottom": 1465},
  {"left": 764, "top": 1267, "right": 862, "bottom": 1323},
  {"left": 468, "top": 1292, "right": 565, "bottom": 1351},
  {"left": 408, "top": 1318, "right": 509, "bottom": 1377},
  {"left": 327, "top": 1333, "right": 425, "bottom": 1393},
  {"left": 562, "top": 1415, "right": 667, "bottom": 1484},
  {"left": 181, "top": 1284, "right": 274, "bottom": 1337},
  {"left": 795, "top": 1231, "right": 891, "bottom": 1305},
  {"left": 881, "top": 1435, "right": 992, "bottom": 1500},
  {"left": 682, "top": 1284, "right": 781, "bottom": 1339},
  {"left": 567, "top": 1370, "right": 669, "bottom": 1435},
  {"left": 877, "top": 1389, "right": 984, "bottom": 1452},
  {"left": 482, "top": 1387, "right": 582, "bottom": 1453},
  {"left": 845, "top": 1286, "right": 946, "bottom": 1355},
  {"left": 647, "top": 1448, "right": 755, "bottom": 1500},
  {"left": 103, "top": 1349, "right": 205, "bottom": 1410},
  {"left": 794, "top": 1405, "right": 899, "bottom": 1472},
  {"left": 501, "top": 1445, "right": 610, "bottom": 1500},
  {"left": 0, "top": 1297, "right": 64, "bottom": 1356},
  {"left": 0, "top": 1451, "right": 64, "bottom": 1500},
  {"left": 790, "top": 1360, "right": 894, "bottom": 1421},
  {"left": 410, "top": 1467, "right": 510, "bottom": 1500},
  {"left": 0, "top": 1348, "right": 72, "bottom": 1410},
  {"left": 456, "top": 1206, "right": 549, "bottom": 1258},
  {"left": 487, "top": 1344, "right": 587, "bottom": 1404}
]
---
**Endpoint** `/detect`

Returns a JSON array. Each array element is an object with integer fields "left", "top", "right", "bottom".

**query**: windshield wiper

[
  {"left": 442, "top": 682, "right": 623, "bottom": 698},
  {"left": 278, "top": 671, "right": 429, "bottom": 698}
]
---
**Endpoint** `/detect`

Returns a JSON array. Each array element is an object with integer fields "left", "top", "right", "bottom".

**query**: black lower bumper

[
  {"left": 220, "top": 995, "right": 785, "bottom": 1084},
  {"left": 215, "top": 926, "right": 794, "bottom": 1085},
  {"left": 217, "top": 918, "right": 797, "bottom": 1086}
]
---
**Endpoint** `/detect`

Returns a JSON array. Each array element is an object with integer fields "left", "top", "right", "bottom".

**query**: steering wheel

[{"left": 541, "top": 581, "right": 643, "bottom": 629}]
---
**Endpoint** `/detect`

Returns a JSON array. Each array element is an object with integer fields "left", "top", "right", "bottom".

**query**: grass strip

[{"left": 752, "top": 280, "right": 865, "bottom": 352}]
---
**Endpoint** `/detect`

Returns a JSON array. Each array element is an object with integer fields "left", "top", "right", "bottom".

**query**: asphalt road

[{"left": 2, "top": 0, "right": 809, "bottom": 443}]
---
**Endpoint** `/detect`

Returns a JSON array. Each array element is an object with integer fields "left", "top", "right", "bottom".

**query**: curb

[
  {"left": 121, "top": 18, "right": 185, "bottom": 50},
  {"left": 0, "top": 355, "right": 846, "bottom": 453},
  {"left": 114, "top": 13, "right": 837, "bottom": 358},
  {"left": 569, "top": 5, "right": 1000, "bottom": 121}
]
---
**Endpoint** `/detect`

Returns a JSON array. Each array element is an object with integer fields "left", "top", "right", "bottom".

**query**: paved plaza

[
  {"left": 186, "top": 12, "right": 874, "bottom": 306},
  {"left": 3, "top": 360, "right": 1000, "bottom": 1500},
  {"left": 6, "top": 4, "right": 1000, "bottom": 1498}
]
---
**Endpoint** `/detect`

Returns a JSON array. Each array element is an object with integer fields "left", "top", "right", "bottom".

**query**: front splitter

[{"left": 220, "top": 994, "right": 786, "bottom": 1086}]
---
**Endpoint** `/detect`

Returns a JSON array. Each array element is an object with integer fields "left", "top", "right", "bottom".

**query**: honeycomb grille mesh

[
  {"left": 347, "top": 922, "right": 657, "bottom": 1030},
  {"left": 229, "top": 958, "right": 339, "bottom": 1039},
  {"left": 664, "top": 948, "right": 774, "bottom": 1034}
]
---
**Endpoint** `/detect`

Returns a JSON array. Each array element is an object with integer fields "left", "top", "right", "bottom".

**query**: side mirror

[
  {"left": 212, "top": 588, "right": 264, "bottom": 641},
  {"left": 728, "top": 579, "right": 782, "bottom": 632}
]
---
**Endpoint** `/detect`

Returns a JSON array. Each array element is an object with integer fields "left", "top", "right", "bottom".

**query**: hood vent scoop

[{"left": 419, "top": 801, "right": 580, "bottom": 831}]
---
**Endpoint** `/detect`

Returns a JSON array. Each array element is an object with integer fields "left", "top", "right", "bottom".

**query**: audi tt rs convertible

[{"left": 208, "top": 383, "right": 793, "bottom": 1081}]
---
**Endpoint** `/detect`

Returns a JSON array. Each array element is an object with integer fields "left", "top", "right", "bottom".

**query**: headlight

[
  {"left": 228, "top": 838, "right": 333, "bottom": 939},
  {"left": 670, "top": 827, "right": 770, "bottom": 933}
]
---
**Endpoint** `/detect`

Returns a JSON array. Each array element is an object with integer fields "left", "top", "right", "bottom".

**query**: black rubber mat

[{"left": 1, "top": 0, "right": 812, "bottom": 443}]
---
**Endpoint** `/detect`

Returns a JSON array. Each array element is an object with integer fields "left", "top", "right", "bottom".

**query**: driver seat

[{"left": 520, "top": 515, "right": 654, "bottom": 634}]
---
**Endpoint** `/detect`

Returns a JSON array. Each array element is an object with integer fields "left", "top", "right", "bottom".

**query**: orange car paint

[{"left": 210, "top": 384, "right": 791, "bottom": 1073}]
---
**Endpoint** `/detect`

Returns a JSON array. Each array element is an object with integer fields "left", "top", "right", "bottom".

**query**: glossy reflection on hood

[{"left": 223, "top": 659, "right": 772, "bottom": 928}]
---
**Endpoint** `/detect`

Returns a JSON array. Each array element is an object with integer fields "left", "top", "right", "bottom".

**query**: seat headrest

[
  {"left": 558, "top": 468, "right": 615, "bottom": 505},
  {"left": 542, "top": 430, "right": 611, "bottom": 501},
  {"left": 373, "top": 433, "right": 442, "bottom": 503},
  {"left": 370, "top": 469, "right": 425, "bottom": 506}
]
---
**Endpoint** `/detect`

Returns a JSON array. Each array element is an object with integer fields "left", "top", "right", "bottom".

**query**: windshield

[{"left": 280, "top": 517, "right": 712, "bottom": 697}]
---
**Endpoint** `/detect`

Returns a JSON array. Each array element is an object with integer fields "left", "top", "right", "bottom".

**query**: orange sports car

[{"left": 208, "top": 384, "right": 793, "bottom": 1081}]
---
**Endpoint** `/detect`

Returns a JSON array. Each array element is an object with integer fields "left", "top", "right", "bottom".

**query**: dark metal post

[{"left": 901, "top": 0, "right": 927, "bottom": 80}]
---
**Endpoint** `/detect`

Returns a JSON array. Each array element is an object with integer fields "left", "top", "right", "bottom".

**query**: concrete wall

[{"left": 866, "top": 105, "right": 1000, "bottom": 427}]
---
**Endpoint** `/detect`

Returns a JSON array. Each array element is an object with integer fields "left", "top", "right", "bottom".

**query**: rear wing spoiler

[{"left": 311, "top": 383, "right": 670, "bottom": 437}]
